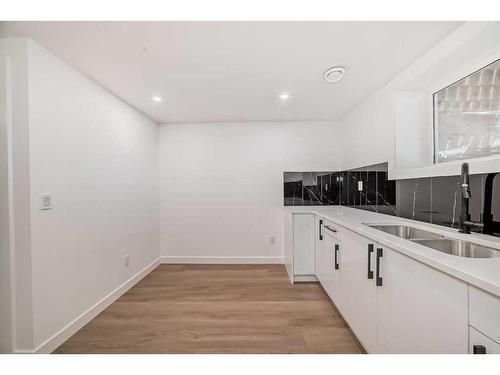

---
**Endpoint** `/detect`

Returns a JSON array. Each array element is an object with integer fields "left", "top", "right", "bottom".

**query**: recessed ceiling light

[
  {"left": 324, "top": 66, "right": 346, "bottom": 83},
  {"left": 152, "top": 96, "right": 163, "bottom": 103},
  {"left": 279, "top": 93, "right": 290, "bottom": 101}
]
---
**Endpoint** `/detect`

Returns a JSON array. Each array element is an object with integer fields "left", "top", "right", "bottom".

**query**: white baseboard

[
  {"left": 160, "top": 256, "right": 284, "bottom": 264},
  {"left": 27, "top": 257, "right": 161, "bottom": 354}
]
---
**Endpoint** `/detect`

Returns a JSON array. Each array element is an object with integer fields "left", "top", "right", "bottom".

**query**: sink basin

[
  {"left": 366, "top": 223, "right": 500, "bottom": 258},
  {"left": 412, "top": 239, "right": 500, "bottom": 258},
  {"left": 368, "top": 225, "right": 444, "bottom": 240}
]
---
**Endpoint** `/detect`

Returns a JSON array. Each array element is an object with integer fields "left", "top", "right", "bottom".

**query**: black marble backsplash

[
  {"left": 284, "top": 162, "right": 397, "bottom": 214},
  {"left": 396, "top": 173, "right": 500, "bottom": 235},
  {"left": 284, "top": 162, "right": 500, "bottom": 237}
]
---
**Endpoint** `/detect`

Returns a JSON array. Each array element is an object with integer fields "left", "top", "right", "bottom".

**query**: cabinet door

[
  {"left": 283, "top": 210, "right": 294, "bottom": 283},
  {"left": 469, "top": 286, "right": 500, "bottom": 344},
  {"left": 315, "top": 229, "right": 339, "bottom": 301},
  {"left": 339, "top": 229, "right": 377, "bottom": 353},
  {"left": 293, "top": 214, "right": 315, "bottom": 275},
  {"left": 469, "top": 327, "right": 500, "bottom": 354},
  {"left": 376, "top": 246, "right": 469, "bottom": 353}
]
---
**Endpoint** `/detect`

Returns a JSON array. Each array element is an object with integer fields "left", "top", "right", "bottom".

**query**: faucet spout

[{"left": 459, "top": 163, "right": 471, "bottom": 233}]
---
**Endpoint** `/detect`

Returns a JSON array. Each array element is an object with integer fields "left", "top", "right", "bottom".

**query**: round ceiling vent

[{"left": 323, "top": 66, "right": 346, "bottom": 83}]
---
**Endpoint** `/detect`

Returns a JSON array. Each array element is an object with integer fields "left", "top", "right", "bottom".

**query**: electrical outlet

[
  {"left": 39, "top": 193, "right": 53, "bottom": 210},
  {"left": 124, "top": 255, "right": 130, "bottom": 267},
  {"left": 358, "top": 181, "right": 363, "bottom": 191},
  {"left": 269, "top": 236, "right": 276, "bottom": 245}
]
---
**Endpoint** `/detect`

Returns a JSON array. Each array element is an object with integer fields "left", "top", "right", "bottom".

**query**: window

[{"left": 433, "top": 58, "right": 500, "bottom": 163}]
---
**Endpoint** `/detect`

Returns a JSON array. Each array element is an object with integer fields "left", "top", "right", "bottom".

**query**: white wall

[
  {"left": 26, "top": 41, "right": 160, "bottom": 349},
  {"left": 0, "top": 38, "right": 13, "bottom": 353},
  {"left": 159, "top": 121, "right": 341, "bottom": 262},
  {"left": 1, "top": 38, "right": 34, "bottom": 352},
  {"left": 4, "top": 39, "right": 161, "bottom": 352},
  {"left": 340, "top": 85, "right": 394, "bottom": 170}
]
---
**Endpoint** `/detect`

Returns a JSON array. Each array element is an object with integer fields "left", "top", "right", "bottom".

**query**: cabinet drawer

[
  {"left": 469, "top": 327, "right": 500, "bottom": 354},
  {"left": 321, "top": 219, "right": 340, "bottom": 240},
  {"left": 469, "top": 286, "right": 500, "bottom": 343}
]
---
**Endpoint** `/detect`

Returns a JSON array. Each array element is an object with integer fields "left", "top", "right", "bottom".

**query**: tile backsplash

[
  {"left": 396, "top": 173, "right": 500, "bottom": 235},
  {"left": 284, "top": 162, "right": 396, "bottom": 213},
  {"left": 284, "top": 162, "right": 500, "bottom": 237}
]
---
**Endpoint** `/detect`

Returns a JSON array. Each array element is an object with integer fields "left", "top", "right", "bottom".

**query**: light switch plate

[
  {"left": 39, "top": 193, "right": 53, "bottom": 210},
  {"left": 357, "top": 181, "right": 363, "bottom": 191}
]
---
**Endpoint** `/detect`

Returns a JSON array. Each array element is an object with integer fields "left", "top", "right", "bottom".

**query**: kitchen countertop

[{"left": 285, "top": 206, "right": 500, "bottom": 298}]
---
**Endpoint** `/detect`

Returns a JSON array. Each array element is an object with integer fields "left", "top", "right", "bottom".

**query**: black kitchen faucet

[{"left": 459, "top": 162, "right": 499, "bottom": 235}]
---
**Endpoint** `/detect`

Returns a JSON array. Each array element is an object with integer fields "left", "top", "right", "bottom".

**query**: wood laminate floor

[{"left": 55, "top": 264, "right": 364, "bottom": 354}]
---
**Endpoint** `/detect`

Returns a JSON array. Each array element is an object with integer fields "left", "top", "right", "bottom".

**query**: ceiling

[{"left": 1, "top": 21, "right": 461, "bottom": 123}]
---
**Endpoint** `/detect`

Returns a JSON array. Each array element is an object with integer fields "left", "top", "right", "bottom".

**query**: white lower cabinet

[
  {"left": 469, "top": 285, "right": 500, "bottom": 344},
  {"left": 375, "top": 245, "right": 469, "bottom": 353},
  {"left": 329, "top": 228, "right": 469, "bottom": 354},
  {"left": 293, "top": 214, "right": 316, "bottom": 276},
  {"left": 284, "top": 210, "right": 294, "bottom": 283},
  {"left": 284, "top": 211, "right": 316, "bottom": 283},
  {"left": 469, "top": 327, "right": 500, "bottom": 354},
  {"left": 298, "top": 214, "right": 489, "bottom": 353},
  {"left": 315, "top": 219, "right": 341, "bottom": 302},
  {"left": 338, "top": 229, "right": 377, "bottom": 353}
]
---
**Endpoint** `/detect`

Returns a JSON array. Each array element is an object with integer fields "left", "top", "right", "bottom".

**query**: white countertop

[{"left": 285, "top": 206, "right": 500, "bottom": 298}]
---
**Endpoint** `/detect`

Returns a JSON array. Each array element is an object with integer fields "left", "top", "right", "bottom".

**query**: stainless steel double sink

[{"left": 367, "top": 224, "right": 500, "bottom": 259}]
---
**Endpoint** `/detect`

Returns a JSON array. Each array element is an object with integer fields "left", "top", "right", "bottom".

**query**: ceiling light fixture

[
  {"left": 152, "top": 96, "right": 163, "bottom": 103},
  {"left": 279, "top": 93, "right": 290, "bottom": 101},
  {"left": 323, "top": 66, "right": 346, "bottom": 83}
]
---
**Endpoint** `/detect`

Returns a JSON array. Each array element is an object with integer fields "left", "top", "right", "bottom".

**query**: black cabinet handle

[
  {"left": 334, "top": 244, "right": 339, "bottom": 270},
  {"left": 367, "top": 244, "right": 374, "bottom": 279},
  {"left": 324, "top": 225, "right": 337, "bottom": 233},
  {"left": 376, "top": 247, "right": 383, "bottom": 286},
  {"left": 319, "top": 220, "right": 323, "bottom": 240},
  {"left": 473, "top": 345, "right": 486, "bottom": 354}
]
